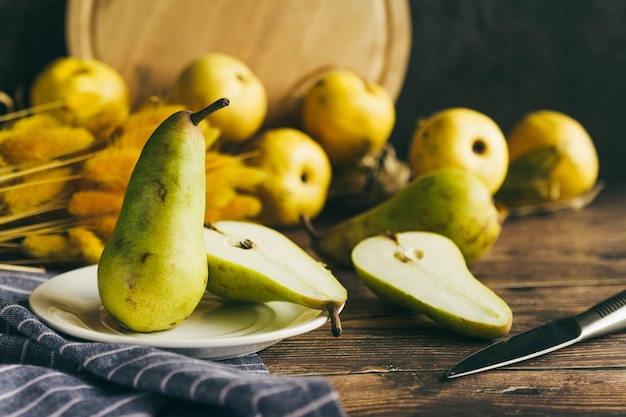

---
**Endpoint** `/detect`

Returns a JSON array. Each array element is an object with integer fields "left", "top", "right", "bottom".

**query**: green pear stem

[
  {"left": 384, "top": 230, "right": 398, "bottom": 243},
  {"left": 384, "top": 231, "right": 415, "bottom": 263},
  {"left": 238, "top": 239, "right": 255, "bottom": 249},
  {"left": 328, "top": 304, "right": 343, "bottom": 337},
  {"left": 190, "top": 97, "right": 230, "bottom": 126}
]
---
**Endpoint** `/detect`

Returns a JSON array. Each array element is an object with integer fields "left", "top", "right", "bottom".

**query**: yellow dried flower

[
  {"left": 120, "top": 103, "right": 186, "bottom": 133},
  {"left": 116, "top": 103, "right": 221, "bottom": 150},
  {"left": 0, "top": 114, "right": 96, "bottom": 164},
  {"left": 225, "top": 194, "right": 263, "bottom": 219},
  {"left": 205, "top": 152, "right": 266, "bottom": 191},
  {"left": 3, "top": 167, "right": 76, "bottom": 214},
  {"left": 205, "top": 151, "right": 234, "bottom": 168},
  {"left": 205, "top": 186, "right": 236, "bottom": 209},
  {"left": 116, "top": 103, "right": 186, "bottom": 149},
  {"left": 204, "top": 194, "right": 262, "bottom": 224},
  {"left": 202, "top": 124, "right": 222, "bottom": 149},
  {"left": 68, "top": 227, "right": 105, "bottom": 264},
  {"left": 201, "top": 151, "right": 267, "bottom": 223},
  {"left": 67, "top": 190, "right": 124, "bottom": 217},
  {"left": 92, "top": 215, "right": 118, "bottom": 239},
  {"left": 2, "top": 101, "right": 270, "bottom": 267},
  {"left": 207, "top": 164, "right": 267, "bottom": 193},
  {"left": 22, "top": 233, "right": 81, "bottom": 260},
  {"left": 82, "top": 147, "right": 141, "bottom": 190},
  {"left": 114, "top": 129, "right": 151, "bottom": 151},
  {"left": 203, "top": 208, "right": 225, "bottom": 225},
  {"left": 0, "top": 112, "right": 59, "bottom": 134}
]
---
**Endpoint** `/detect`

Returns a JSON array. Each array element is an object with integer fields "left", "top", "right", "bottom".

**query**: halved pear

[
  {"left": 352, "top": 231, "right": 512, "bottom": 339},
  {"left": 204, "top": 221, "right": 347, "bottom": 336}
]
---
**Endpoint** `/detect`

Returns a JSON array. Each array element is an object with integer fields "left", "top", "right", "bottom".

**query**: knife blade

[{"left": 447, "top": 289, "right": 626, "bottom": 379}]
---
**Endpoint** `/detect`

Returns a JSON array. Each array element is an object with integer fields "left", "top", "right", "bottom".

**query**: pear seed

[
  {"left": 394, "top": 250, "right": 412, "bottom": 263},
  {"left": 394, "top": 248, "right": 424, "bottom": 263},
  {"left": 238, "top": 239, "right": 255, "bottom": 249}
]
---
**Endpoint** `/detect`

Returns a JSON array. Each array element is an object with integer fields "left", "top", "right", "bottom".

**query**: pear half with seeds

[
  {"left": 352, "top": 231, "right": 512, "bottom": 339},
  {"left": 204, "top": 221, "right": 347, "bottom": 336}
]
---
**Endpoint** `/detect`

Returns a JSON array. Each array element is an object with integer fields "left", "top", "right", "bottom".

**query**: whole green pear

[
  {"left": 305, "top": 168, "right": 503, "bottom": 267},
  {"left": 97, "top": 98, "right": 229, "bottom": 332}
]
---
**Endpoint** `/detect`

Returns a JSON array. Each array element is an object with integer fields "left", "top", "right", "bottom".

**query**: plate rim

[{"left": 29, "top": 264, "right": 335, "bottom": 352}]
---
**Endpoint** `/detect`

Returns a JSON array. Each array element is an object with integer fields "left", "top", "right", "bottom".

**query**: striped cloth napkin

[{"left": 0, "top": 268, "right": 347, "bottom": 417}]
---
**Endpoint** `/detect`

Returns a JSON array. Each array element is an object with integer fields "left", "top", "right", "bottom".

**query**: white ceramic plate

[{"left": 30, "top": 265, "right": 333, "bottom": 359}]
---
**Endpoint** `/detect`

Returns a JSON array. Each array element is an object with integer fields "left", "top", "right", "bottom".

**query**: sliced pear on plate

[
  {"left": 204, "top": 221, "right": 347, "bottom": 336},
  {"left": 352, "top": 231, "right": 512, "bottom": 339}
]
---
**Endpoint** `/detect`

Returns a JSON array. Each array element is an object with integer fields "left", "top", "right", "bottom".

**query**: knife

[{"left": 447, "top": 289, "right": 626, "bottom": 378}]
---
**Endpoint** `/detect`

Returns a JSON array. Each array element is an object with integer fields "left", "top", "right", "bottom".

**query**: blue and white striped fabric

[{"left": 0, "top": 268, "right": 347, "bottom": 417}]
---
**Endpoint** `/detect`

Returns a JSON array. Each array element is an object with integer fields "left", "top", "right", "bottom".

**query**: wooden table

[{"left": 259, "top": 183, "right": 626, "bottom": 416}]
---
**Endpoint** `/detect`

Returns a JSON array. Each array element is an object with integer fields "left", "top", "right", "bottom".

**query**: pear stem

[
  {"left": 300, "top": 214, "right": 323, "bottom": 240},
  {"left": 327, "top": 304, "right": 343, "bottom": 337},
  {"left": 190, "top": 97, "right": 230, "bottom": 126}
]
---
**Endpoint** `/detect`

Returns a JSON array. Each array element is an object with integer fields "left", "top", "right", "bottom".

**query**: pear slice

[
  {"left": 352, "top": 231, "right": 512, "bottom": 339},
  {"left": 204, "top": 221, "right": 347, "bottom": 336}
]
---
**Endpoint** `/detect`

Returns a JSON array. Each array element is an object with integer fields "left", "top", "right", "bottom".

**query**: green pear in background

[
  {"left": 98, "top": 98, "right": 229, "bottom": 333},
  {"left": 304, "top": 168, "right": 503, "bottom": 268}
]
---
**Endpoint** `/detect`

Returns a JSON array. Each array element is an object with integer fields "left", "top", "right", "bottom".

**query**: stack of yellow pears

[{"left": 171, "top": 56, "right": 410, "bottom": 226}]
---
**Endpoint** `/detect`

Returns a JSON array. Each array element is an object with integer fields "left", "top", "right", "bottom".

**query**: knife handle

[{"left": 576, "top": 290, "right": 626, "bottom": 340}]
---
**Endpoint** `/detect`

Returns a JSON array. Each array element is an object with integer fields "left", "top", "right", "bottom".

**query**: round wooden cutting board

[{"left": 65, "top": 0, "right": 411, "bottom": 127}]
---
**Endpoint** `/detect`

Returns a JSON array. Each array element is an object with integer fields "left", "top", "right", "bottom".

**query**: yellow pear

[
  {"left": 172, "top": 53, "right": 267, "bottom": 143},
  {"left": 408, "top": 107, "right": 509, "bottom": 194},
  {"left": 244, "top": 128, "right": 332, "bottom": 227},
  {"left": 496, "top": 110, "right": 599, "bottom": 206},
  {"left": 301, "top": 69, "right": 396, "bottom": 165},
  {"left": 30, "top": 57, "right": 130, "bottom": 138}
]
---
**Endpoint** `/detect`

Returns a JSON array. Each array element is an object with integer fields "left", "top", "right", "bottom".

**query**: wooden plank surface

[{"left": 259, "top": 184, "right": 626, "bottom": 416}]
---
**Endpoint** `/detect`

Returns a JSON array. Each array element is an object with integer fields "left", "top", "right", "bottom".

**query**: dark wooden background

[
  {"left": 1, "top": 0, "right": 626, "bottom": 182},
  {"left": 3, "top": 3, "right": 626, "bottom": 415}
]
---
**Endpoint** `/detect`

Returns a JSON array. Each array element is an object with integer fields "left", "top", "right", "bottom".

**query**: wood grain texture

[
  {"left": 326, "top": 370, "right": 626, "bottom": 416},
  {"left": 260, "top": 185, "right": 626, "bottom": 416},
  {"left": 65, "top": 0, "right": 411, "bottom": 127}
]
